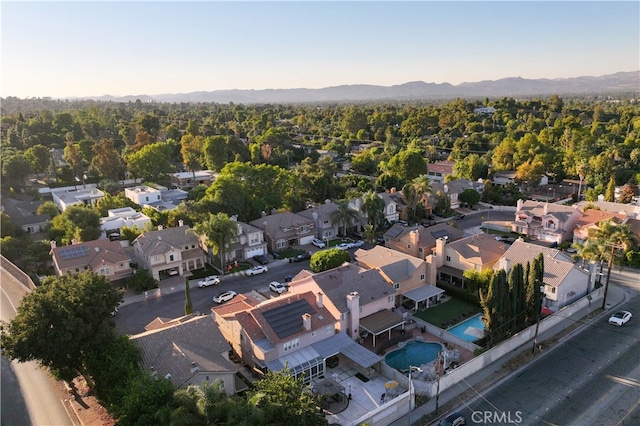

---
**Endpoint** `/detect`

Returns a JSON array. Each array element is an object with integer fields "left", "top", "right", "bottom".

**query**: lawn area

[
  {"left": 413, "top": 297, "right": 481, "bottom": 328},
  {"left": 274, "top": 248, "right": 306, "bottom": 259}
]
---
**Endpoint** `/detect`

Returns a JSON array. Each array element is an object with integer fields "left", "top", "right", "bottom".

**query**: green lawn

[{"left": 413, "top": 297, "right": 481, "bottom": 328}]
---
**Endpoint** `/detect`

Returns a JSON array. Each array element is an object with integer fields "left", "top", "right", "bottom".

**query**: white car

[
  {"left": 336, "top": 242, "right": 354, "bottom": 250},
  {"left": 198, "top": 275, "right": 221, "bottom": 288},
  {"left": 269, "top": 281, "right": 288, "bottom": 294},
  {"left": 246, "top": 265, "right": 268, "bottom": 276},
  {"left": 608, "top": 310, "right": 632, "bottom": 326},
  {"left": 311, "top": 238, "right": 326, "bottom": 248},
  {"left": 353, "top": 240, "right": 365, "bottom": 248},
  {"left": 213, "top": 291, "right": 237, "bottom": 304},
  {"left": 167, "top": 267, "right": 179, "bottom": 276}
]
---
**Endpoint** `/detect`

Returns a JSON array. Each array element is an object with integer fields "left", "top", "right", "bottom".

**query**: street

[{"left": 458, "top": 293, "right": 639, "bottom": 425}]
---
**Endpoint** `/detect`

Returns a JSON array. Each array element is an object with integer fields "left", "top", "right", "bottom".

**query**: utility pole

[
  {"left": 435, "top": 351, "right": 442, "bottom": 414},
  {"left": 532, "top": 282, "right": 545, "bottom": 355}
]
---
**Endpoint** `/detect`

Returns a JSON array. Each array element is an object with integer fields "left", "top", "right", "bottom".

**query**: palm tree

[
  {"left": 190, "top": 212, "right": 238, "bottom": 274},
  {"left": 330, "top": 200, "right": 360, "bottom": 237},
  {"left": 360, "top": 191, "right": 385, "bottom": 229},
  {"left": 586, "top": 220, "right": 636, "bottom": 309},
  {"left": 402, "top": 175, "right": 432, "bottom": 222}
]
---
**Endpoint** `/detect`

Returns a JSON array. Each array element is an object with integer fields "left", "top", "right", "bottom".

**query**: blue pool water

[
  {"left": 385, "top": 341, "right": 443, "bottom": 371},
  {"left": 447, "top": 313, "right": 486, "bottom": 342}
]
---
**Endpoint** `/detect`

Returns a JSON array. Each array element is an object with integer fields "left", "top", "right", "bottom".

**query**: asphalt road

[
  {"left": 115, "top": 257, "right": 315, "bottom": 335},
  {"left": 459, "top": 296, "right": 640, "bottom": 426},
  {"left": 0, "top": 269, "right": 74, "bottom": 426}
]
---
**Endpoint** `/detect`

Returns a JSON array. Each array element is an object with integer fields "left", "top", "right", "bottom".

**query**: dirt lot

[{"left": 54, "top": 378, "right": 115, "bottom": 426}]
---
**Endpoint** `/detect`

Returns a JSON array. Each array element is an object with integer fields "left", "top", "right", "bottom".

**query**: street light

[{"left": 532, "top": 283, "right": 545, "bottom": 355}]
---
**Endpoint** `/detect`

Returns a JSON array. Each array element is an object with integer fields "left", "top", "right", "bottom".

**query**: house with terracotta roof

[
  {"left": 354, "top": 245, "right": 444, "bottom": 311},
  {"left": 572, "top": 209, "right": 626, "bottom": 245},
  {"left": 576, "top": 200, "right": 640, "bottom": 219},
  {"left": 382, "top": 223, "right": 464, "bottom": 260},
  {"left": 286, "top": 263, "right": 398, "bottom": 343},
  {"left": 130, "top": 314, "right": 241, "bottom": 394},
  {"left": 50, "top": 239, "right": 133, "bottom": 284},
  {"left": 431, "top": 232, "right": 511, "bottom": 287},
  {"left": 494, "top": 240, "right": 590, "bottom": 311},
  {"left": 133, "top": 225, "right": 205, "bottom": 280},
  {"left": 249, "top": 211, "right": 315, "bottom": 251},
  {"left": 426, "top": 161, "right": 455, "bottom": 183},
  {"left": 512, "top": 199, "right": 582, "bottom": 244}
]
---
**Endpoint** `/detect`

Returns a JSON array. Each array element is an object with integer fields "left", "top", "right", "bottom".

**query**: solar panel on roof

[
  {"left": 263, "top": 299, "right": 316, "bottom": 339},
  {"left": 431, "top": 230, "right": 450, "bottom": 239},
  {"left": 58, "top": 245, "right": 89, "bottom": 260},
  {"left": 386, "top": 227, "right": 403, "bottom": 238}
]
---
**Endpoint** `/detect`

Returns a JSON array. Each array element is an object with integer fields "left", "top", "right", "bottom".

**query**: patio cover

[
  {"left": 359, "top": 310, "right": 405, "bottom": 347},
  {"left": 265, "top": 345, "right": 323, "bottom": 376},
  {"left": 437, "top": 265, "right": 465, "bottom": 280},
  {"left": 403, "top": 284, "right": 445, "bottom": 302},
  {"left": 313, "top": 332, "right": 382, "bottom": 368}
]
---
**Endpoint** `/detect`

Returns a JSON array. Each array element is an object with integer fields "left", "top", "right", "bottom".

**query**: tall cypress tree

[{"left": 184, "top": 277, "right": 193, "bottom": 315}]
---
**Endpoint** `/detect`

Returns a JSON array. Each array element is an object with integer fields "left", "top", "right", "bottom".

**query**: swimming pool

[
  {"left": 385, "top": 341, "right": 443, "bottom": 371},
  {"left": 447, "top": 313, "right": 485, "bottom": 342}
]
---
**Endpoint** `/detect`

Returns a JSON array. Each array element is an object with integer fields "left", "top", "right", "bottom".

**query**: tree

[
  {"left": 0, "top": 272, "right": 123, "bottom": 384},
  {"left": 481, "top": 269, "right": 509, "bottom": 347},
  {"left": 459, "top": 188, "right": 481, "bottom": 208},
  {"left": 385, "top": 149, "right": 426, "bottom": 182},
  {"left": 1, "top": 152, "right": 31, "bottom": 188},
  {"left": 48, "top": 204, "right": 101, "bottom": 244},
  {"left": 115, "top": 373, "right": 175, "bottom": 426},
  {"left": 184, "top": 277, "right": 193, "bottom": 315},
  {"left": 125, "top": 141, "right": 174, "bottom": 182},
  {"left": 309, "top": 248, "right": 351, "bottom": 273},
  {"left": 586, "top": 220, "right": 636, "bottom": 309},
  {"left": 203, "top": 135, "right": 228, "bottom": 172},
  {"left": 453, "top": 154, "right": 489, "bottom": 181},
  {"left": 360, "top": 190, "right": 385, "bottom": 229},
  {"left": 180, "top": 134, "right": 205, "bottom": 180},
  {"left": 126, "top": 268, "right": 158, "bottom": 293},
  {"left": 36, "top": 201, "right": 60, "bottom": 218},
  {"left": 89, "top": 138, "right": 125, "bottom": 181},
  {"left": 24, "top": 144, "right": 51, "bottom": 176},
  {"left": 249, "top": 367, "right": 327, "bottom": 426},
  {"left": 64, "top": 141, "right": 86, "bottom": 179},
  {"left": 433, "top": 190, "right": 451, "bottom": 216},
  {"left": 403, "top": 175, "right": 432, "bottom": 221},
  {"left": 330, "top": 200, "right": 360, "bottom": 237},
  {"left": 192, "top": 213, "right": 238, "bottom": 274},
  {"left": 604, "top": 176, "right": 616, "bottom": 202}
]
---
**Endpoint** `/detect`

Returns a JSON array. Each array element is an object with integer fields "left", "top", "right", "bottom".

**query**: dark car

[
  {"left": 253, "top": 254, "right": 269, "bottom": 265},
  {"left": 453, "top": 214, "right": 465, "bottom": 220},
  {"left": 293, "top": 252, "right": 312, "bottom": 262},
  {"left": 439, "top": 412, "right": 466, "bottom": 426}
]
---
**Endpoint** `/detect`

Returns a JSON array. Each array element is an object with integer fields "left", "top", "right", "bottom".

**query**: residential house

[
  {"left": 133, "top": 225, "right": 205, "bottom": 280},
  {"left": 100, "top": 207, "right": 152, "bottom": 238},
  {"left": 512, "top": 200, "right": 582, "bottom": 244},
  {"left": 298, "top": 201, "right": 340, "bottom": 241},
  {"left": 354, "top": 245, "right": 444, "bottom": 311},
  {"left": 426, "top": 161, "right": 455, "bottom": 183},
  {"left": 494, "top": 240, "right": 590, "bottom": 311},
  {"left": 473, "top": 106, "right": 496, "bottom": 115},
  {"left": 492, "top": 171, "right": 548, "bottom": 188},
  {"left": 431, "top": 179, "right": 484, "bottom": 209},
  {"left": 430, "top": 232, "right": 510, "bottom": 287},
  {"left": 125, "top": 185, "right": 187, "bottom": 212},
  {"left": 250, "top": 211, "right": 315, "bottom": 251},
  {"left": 382, "top": 223, "right": 464, "bottom": 260},
  {"left": 1, "top": 198, "right": 51, "bottom": 234},
  {"left": 575, "top": 200, "right": 640, "bottom": 219},
  {"left": 377, "top": 189, "right": 408, "bottom": 223},
  {"left": 203, "top": 218, "right": 268, "bottom": 265},
  {"left": 572, "top": 209, "right": 626, "bottom": 245},
  {"left": 130, "top": 314, "right": 241, "bottom": 395},
  {"left": 286, "top": 263, "right": 398, "bottom": 342},
  {"left": 170, "top": 170, "right": 217, "bottom": 190},
  {"left": 50, "top": 239, "right": 133, "bottom": 284},
  {"left": 51, "top": 186, "right": 104, "bottom": 212}
]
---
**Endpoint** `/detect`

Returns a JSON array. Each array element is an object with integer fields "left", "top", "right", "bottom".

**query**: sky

[{"left": 1, "top": 1, "right": 638, "bottom": 98}]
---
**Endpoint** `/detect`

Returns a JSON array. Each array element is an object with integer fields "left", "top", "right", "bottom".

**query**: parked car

[
  {"left": 293, "top": 252, "right": 312, "bottom": 262},
  {"left": 495, "top": 235, "right": 507, "bottom": 242},
  {"left": 453, "top": 214, "right": 465, "bottom": 220},
  {"left": 608, "top": 310, "right": 632, "bottom": 326},
  {"left": 336, "top": 242, "right": 354, "bottom": 250},
  {"left": 246, "top": 265, "right": 268, "bottom": 276},
  {"left": 167, "top": 267, "right": 179, "bottom": 276},
  {"left": 198, "top": 275, "right": 221, "bottom": 288},
  {"left": 213, "top": 291, "right": 237, "bottom": 304},
  {"left": 422, "top": 220, "right": 436, "bottom": 227},
  {"left": 352, "top": 240, "right": 365, "bottom": 248},
  {"left": 549, "top": 241, "right": 558, "bottom": 248},
  {"left": 269, "top": 281, "right": 288, "bottom": 294},
  {"left": 566, "top": 247, "right": 577, "bottom": 254},
  {"left": 253, "top": 254, "right": 269, "bottom": 265},
  {"left": 376, "top": 236, "right": 386, "bottom": 246},
  {"left": 439, "top": 412, "right": 466, "bottom": 426},
  {"left": 311, "top": 238, "right": 326, "bottom": 248}
]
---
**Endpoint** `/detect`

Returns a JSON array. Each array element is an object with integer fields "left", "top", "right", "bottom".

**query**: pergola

[
  {"left": 359, "top": 310, "right": 405, "bottom": 347},
  {"left": 402, "top": 284, "right": 445, "bottom": 311}
]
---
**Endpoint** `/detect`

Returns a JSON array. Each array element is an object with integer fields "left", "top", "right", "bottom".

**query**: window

[
  {"left": 418, "top": 248, "right": 423, "bottom": 253},
  {"left": 283, "top": 338, "right": 300, "bottom": 352},
  {"left": 446, "top": 255, "right": 451, "bottom": 262},
  {"left": 388, "top": 295, "right": 394, "bottom": 303},
  {"left": 326, "top": 325, "right": 333, "bottom": 335},
  {"left": 99, "top": 266, "right": 111, "bottom": 275},
  {"left": 169, "top": 254, "right": 174, "bottom": 261},
  {"left": 300, "top": 225, "right": 308, "bottom": 232},
  {"left": 407, "top": 244, "right": 411, "bottom": 249},
  {"left": 551, "top": 287, "right": 556, "bottom": 294},
  {"left": 276, "top": 240, "right": 286, "bottom": 249},
  {"left": 420, "top": 274, "right": 425, "bottom": 280},
  {"left": 394, "top": 283, "right": 400, "bottom": 290}
]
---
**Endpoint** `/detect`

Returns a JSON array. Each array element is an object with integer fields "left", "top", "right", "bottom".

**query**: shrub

[{"left": 126, "top": 269, "right": 158, "bottom": 293}]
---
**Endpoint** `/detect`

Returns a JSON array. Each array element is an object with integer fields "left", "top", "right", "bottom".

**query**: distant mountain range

[{"left": 86, "top": 71, "right": 639, "bottom": 104}]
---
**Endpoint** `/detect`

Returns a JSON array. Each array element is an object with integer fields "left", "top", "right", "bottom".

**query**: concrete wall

[
  {"left": 349, "top": 389, "right": 412, "bottom": 426},
  {"left": 0, "top": 255, "right": 36, "bottom": 290}
]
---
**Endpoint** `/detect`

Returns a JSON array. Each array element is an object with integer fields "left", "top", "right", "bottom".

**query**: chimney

[
  {"left": 346, "top": 292, "right": 360, "bottom": 340},
  {"left": 158, "top": 225, "right": 163, "bottom": 230},
  {"left": 499, "top": 257, "right": 511, "bottom": 274},
  {"left": 444, "top": 184, "right": 449, "bottom": 193},
  {"left": 517, "top": 199, "right": 524, "bottom": 211},
  {"left": 302, "top": 313, "right": 312, "bottom": 331},
  {"left": 543, "top": 203, "right": 548, "bottom": 215},
  {"left": 50, "top": 240, "right": 57, "bottom": 250},
  {"left": 435, "top": 238, "right": 447, "bottom": 267},
  {"left": 190, "top": 362, "right": 199, "bottom": 373},
  {"left": 178, "top": 219, "right": 184, "bottom": 227},
  {"left": 390, "top": 187, "right": 396, "bottom": 193},
  {"left": 316, "top": 292, "right": 324, "bottom": 308}
]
